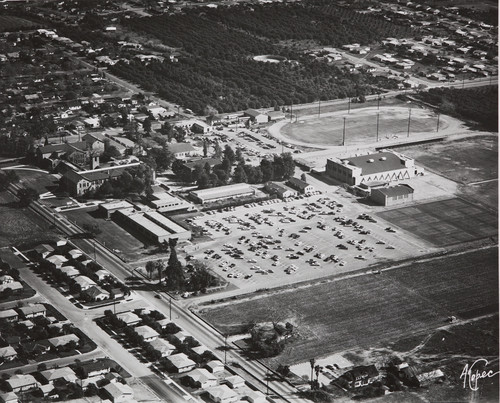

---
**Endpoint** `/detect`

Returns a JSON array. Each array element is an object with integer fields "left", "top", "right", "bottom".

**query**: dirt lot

[
  {"left": 0, "top": 191, "right": 59, "bottom": 249},
  {"left": 200, "top": 247, "right": 498, "bottom": 366},
  {"left": 378, "top": 198, "right": 498, "bottom": 247}
]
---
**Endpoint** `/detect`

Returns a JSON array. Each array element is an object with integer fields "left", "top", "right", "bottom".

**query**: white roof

[
  {"left": 167, "top": 353, "right": 196, "bottom": 369},
  {"left": 135, "top": 325, "right": 159, "bottom": 339}
]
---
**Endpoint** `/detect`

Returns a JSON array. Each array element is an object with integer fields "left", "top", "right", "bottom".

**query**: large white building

[
  {"left": 190, "top": 183, "right": 256, "bottom": 204},
  {"left": 325, "top": 151, "right": 420, "bottom": 186}
]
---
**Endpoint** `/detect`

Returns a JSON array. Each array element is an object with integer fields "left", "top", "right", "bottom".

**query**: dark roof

[
  {"left": 287, "top": 177, "right": 311, "bottom": 191},
  {"left": 342, "top": 152, "right": 406, "bottom": 175},
  {"left": 38, "top": 142, "right": 87, "bottom": 155},
  {"left": 343, "top": 365, "right": 379, "bottom": 381},
  {"left": 168, "top": 143, "right": 196, "bottom": 154},
  {"left": 81, "top": 169, "right": 125, "bottom": 182},
  {"left": 184, "top": 158, "right": 222, "bottom": 170},
  {"left": 374, "top": 184, "right": 414, "bottom": 197},
  {"left": 244, "top": 109, "right": 265, "bottom": 117}
]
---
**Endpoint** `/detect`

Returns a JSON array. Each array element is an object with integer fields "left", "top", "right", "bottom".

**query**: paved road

[{"left": 6, "top": 182, "right": 308, "bottom": 402}]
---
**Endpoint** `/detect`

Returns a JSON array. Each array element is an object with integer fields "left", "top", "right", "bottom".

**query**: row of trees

[
  {"left": 173, "top": 147, "right": 295, "bottom": 189},
  {"left": 413, "top": 86, "right": 498, "bottom": 131}
]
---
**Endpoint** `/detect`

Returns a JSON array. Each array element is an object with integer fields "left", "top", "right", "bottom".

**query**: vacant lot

[
  {"left": 280, "top": 106, "right": 443, "bottom": 146},
  {"left": 63, "top": 207, "right": 148, "bottom": 262},
  {"left": 0, "top": 191, "right": 59, "bottom": 249},
  {"left": 201, "top": 247, "right": 497, "bottom": 366},
  {"left": 378, "top": 198, "right": 497, "bottom": 247}
]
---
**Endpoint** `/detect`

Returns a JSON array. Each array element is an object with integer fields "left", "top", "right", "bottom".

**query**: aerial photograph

[{"left": 0, "top": 0, "right": 497, "bottom": 402}]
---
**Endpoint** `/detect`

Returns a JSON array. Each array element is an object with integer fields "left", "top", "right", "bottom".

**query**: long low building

[
  {"left": 114, "top": 208, "right": 191, "bottom": 244},
  {"left": 325, "top": 151, "right": 420, "bottom": 186},
  {"left": 150, "top": 188, "right": 194, "bottom": 213},
  {"left": 190, "top": 183, "right": 256, "bottom": 204}
]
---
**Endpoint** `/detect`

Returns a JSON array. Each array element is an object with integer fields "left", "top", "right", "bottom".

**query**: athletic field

[{"left": 280, "top": 106, "right": 445, "bottom": 146}]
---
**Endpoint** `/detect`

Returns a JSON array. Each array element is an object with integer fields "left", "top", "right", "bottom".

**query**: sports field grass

[
  {"left": 399, "top": 136, "right": 498, "bottom": 184},
  {"left": 200, "top": 247, "right": 498, "bottom": 365},
  {"left": 377, "top": 198, "right": 497, "bottom": 247},
  {"left": 280, "top": 106, "right": 442, "bottom": 146}
]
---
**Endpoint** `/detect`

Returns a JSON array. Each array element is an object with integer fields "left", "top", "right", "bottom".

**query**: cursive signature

[{"left": 460, "top": 359, "right": 499, "bottom": 391}]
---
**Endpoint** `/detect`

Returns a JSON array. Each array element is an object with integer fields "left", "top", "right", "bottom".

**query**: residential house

[
  {"left": 67, "top": 249, "right": 84, "bottom": 260},
  {"left": 74, "top": 275, "right": 97, "bottom": 291},
  {"left": 172, "top": 331, "right": 191, "bottom": 344},
  {"left": 165, "top": 353, "right": 196, "bottom": 373},
  {"left": 206, "top": 385, "right": 238, "bottom": 403},
  {"left": 7, "top": 374, "right": 39, "bottom": 393},
  {"left": 0, "top": 282, "right": 22, "bottom": 294},
  {"left": 135, "top": 325, "right": 159, "bottom": 342},
  {"left": 46, "top": 255, "right": 68, "bottom": 268},
  {"left": 244, "top": 390, "right": 267, "bottom": 403},
  {"left": 67, "top": 100, "right": 81, "bottom": 111},
  {"left": 0, "top": 275, "right": 14, "bottom": 284},
  {"left": 148, "top": 338, "right": 175, "bottom": 357},
  {"left": 58, "top": 266, "right": 80, "bottom": 278},
  {"left": 184, "top": 368, "right": 217, "bottom": 389},
  {"left": 79, "top": 360, "right": 112, "bottom": 378},
  {"left": 0, "top": 309, "right": 18, "bottom": 322},
  {"left": 40, "top": 367, "right": 77, "bottom": 384},
  {"left": 83, "top": 117, "right": 100, "bottom": 129},
  {"left": 0, "top": 346, "right": 17, "bottom": 361},
  {"left": 287, "top": 177, "right": 314, "bottom": 194},
  {"left": 33, "top": 244, "right": 54, "bottom": 259},
  {"left": 83, "top": 285, "right": 110, "bottom": 301},
  {"left": 18, "top": 320, "right": 34, "bottom": 330},
  {"left": 20, "top": 341, "right": 50, "bottom": 356},
  {"left": 225, "top": 375, "right": 245, "bottom": 389},
  {"left": 205, "top": 360, "right": 225, "bottom": 374},
  {"left": 48, "top": 334, "right": 80, "bottom": 349},
  {"left": 103, "top": 382, "right": 134, "bottom": 403},
  {"left": 338, "top": 365, "right": 380, "bottom": 388},
  {"left": 0, "top": 391, "right": 18, "bottom": 403},
  {"left": 156, "top": 319, "right": 170, "bottom": 330},
  {"left": 18, "top": 304, "right": 46, "bottom": 319},
  {"left": 116, "top": 312, "right": 141, "bottom": 326},
  {"left": 190, "top": 345, "right": 210, "bottom": 358},
  {"left": 95, "top": 269, "right": 111, "bottom": 281}
]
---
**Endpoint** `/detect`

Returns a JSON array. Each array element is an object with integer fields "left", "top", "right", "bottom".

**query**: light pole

[
  {"left": 342, "top": 117, "right": 346, "bottom": 146},
  {"left": 376, "top": 113, "right": 380, "bottom": 142},
  {"left": 266, "top": 371, "right": 270, "bottom": 395},
  {"left": 318, "top": 98, "right": 321, "bottom": 118},
  {"left": 407, "top": 107, "right": 412, "bottom": 138},
  {"left": 377, "top": 96, "right": 381, "bottom": 110},
  {"left": 348, "top": 97, "right": 351, "bottom": 114},
  {"left": 169, "top": 297, "right": 172, "bottom": 321}
]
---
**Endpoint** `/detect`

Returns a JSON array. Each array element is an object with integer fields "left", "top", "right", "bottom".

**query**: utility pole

[
  {"left": 93, "top": 239, "right": 96, "bottom": 262},
  {"left": 407, "top": 107, "right": 412, "bottom": 138},
  {"left": 348, "top": 97, "right": 351, "bottom": 114},
  {"left": 342, "top": 117, "right": 346, "bottom": 146},
  {"left": 436, "top": 113, "right": 440, "bottom": 132},
  {"left": 376, "top": 113, "right": 380, "bottom": 142},
  {"left": 169, "top": 297, "right": 172, "bottom": 321},
  {"left": 318, "top": 98, "right": 321, "bottom": 118},
  {"left": 290, "top": 102, "right": 293, "bottom": 123},
  {"left": 266, "top": 371, "right": 270, "bottom": 395},
  {"left": 377, "top": 96, "right": 381, "bottom": 110}
]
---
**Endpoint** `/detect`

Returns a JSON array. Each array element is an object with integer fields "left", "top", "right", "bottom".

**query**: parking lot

[{"left": 190, "top": 192, "right": 431, "bottom": 292}]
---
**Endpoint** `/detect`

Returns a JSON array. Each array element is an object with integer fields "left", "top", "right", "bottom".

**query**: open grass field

[
  {"left": 62, "top": 207, "right": 148, "bottom": 262},
  {"left": 280, "top": 106, "right": 443, "bottom": 146},
  {"left": 0, "top": 15, "right": 38, "bottom": 32},
  {"left": 377, "top": 198, "right": 497, "bottom": 247},
  {"left": 0, "top": 191, "right": 59, "bottom": 249},
  {"left": 15, "top": 170, "right": 60, "bottom": 196},
  {"left": 399, "top": 136, "right": 498, "bottom": 185},
  {"left": 201, "top": 247, "right": 498, "bottom": 366}
]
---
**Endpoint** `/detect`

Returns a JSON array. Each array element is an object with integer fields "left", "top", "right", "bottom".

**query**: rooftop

[{"left": 340, "top": 152, "right": 408, "bottom": 175}]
